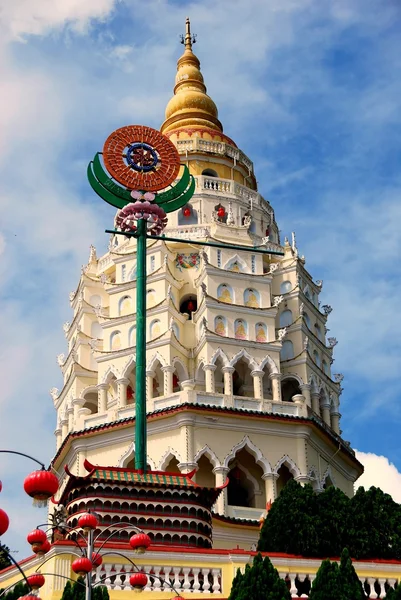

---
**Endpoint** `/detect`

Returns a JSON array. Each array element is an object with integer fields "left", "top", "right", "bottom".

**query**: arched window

[
  {"left": 304, "top": 286, "right": 312, "bottom": 300},
  {"left": 304, "top": 312, "right": 311, "bottom": 328},
  {"left": 280, "top": 280, "right": 292, "bottom": 294},
  {"left": 255, "top": 322, "right": 267, "bottom": 342},
  {"left": 110, "top": 331, "right": 121, "bottom": 351},
  {"left": 217, "top": 284, "right": 233, "bottom": 304},
  {"left": 149, "top": 320, "right": 161, "bottom": 340},
  {"left": 313, "top": 350, "right": 321, "bottom": 367},
  {"left": 129, "top": 326, "right": 136, "bottom": 346},
  {"left": 234, "top": 319, "right": 248, "bottom": 340},
  {"left": 147, "top": 289, "right": 156, "bottom": 308},
  {"left": 279, "top": 309, "right": 292, "bottom": 327},
  {"left": 214, "top": 316, "right": 227, "bottom": 336},
  {"left": 322, "top": 360, "right": 329, "bottom": 375},
  {"left": 172, "top": 322, "right": 180, "bottom": 339},
  {"left": 202, "top": 168, "right": 218, "bottom": 177},
  {"left": 281, "top": 340, "right": 294, "bottom": 360},
  {"left": 315, "top": 323, "right": 324, "bottom": 341},
  {"left": 244, "top": 288, "right": 260, "bottom": 308},
  {"left": 119, "top": 295, "right": 132, "bottom": 316},
  {"left": 178, "top": 204, "right": 198, "bottom": 225},
  {"left": 128, "top": 263, "right": 137, "bottom": 280},
  {"left": 91, "top": 322, "right": 103, "bottom": 339}
]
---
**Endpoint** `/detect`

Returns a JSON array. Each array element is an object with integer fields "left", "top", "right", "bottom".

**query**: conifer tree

[
  {"left": 385, "top": 583, "right": 401, "bottom": 600},
  {"left": 60, "top": 580, "right": 73, "bottom": 600},
  {"left": 309, "top": 559, "right": 343, "bottom": 600},
  {"left": 338, "top": 548, "right": 366, "bottom": 600},
  {"left": 228, "top": 553, "right": 290, "bottom": 600}
]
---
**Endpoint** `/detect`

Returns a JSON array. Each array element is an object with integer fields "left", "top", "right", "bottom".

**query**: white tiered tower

[{"left": 51, "top": 19, "right": 362, "bottom": 549}]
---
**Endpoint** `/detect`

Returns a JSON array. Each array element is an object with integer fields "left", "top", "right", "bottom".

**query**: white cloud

[
  {"left": 0, "top": 0, "right": 119, "bottom": 41},
  {"left": 355, "top": 452, "right": 401, "bottom": 503}
]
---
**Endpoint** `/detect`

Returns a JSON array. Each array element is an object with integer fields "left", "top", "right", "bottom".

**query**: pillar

[
  {"left": 331, "top": 410, "right": 341, "bottom": 434},
  {"left": 262, "top": 473, "right": 275, "bottom": 504},
  {"left": 204, "top": 364, "right": 216, "bottom": 393},
  {"left": 67, "top": 406, "right": 74, "bottom": 431},
  {"left": 116, "top": 377, "right": 129, "bottom": 408},
  {"left": 269, "top": 373, "right": 282, "bottom": 402},
  {"left": 162, "top": 365, "right": 174, "bottom": 395},
  {"left": 72, "top": 397, "right": 84, "bottom": 422},
  {"left": 55, "top": 426, "right": 62, "bottom": 450},
  {"left": 146, "top": 370, "right": 155, "bottom": 402},
  {"left": 300, "top": 383, "right": 311, "bottom": 407},
  {"left": 311, "top": 392, "right": 320, "bottom": 416},
  {"left": 320, "top": 399, "right": 331, "bottom": 426},
  {"left": 222, "top": 366, "right": 234, "bottom": 396},
  {"left": 61, "top": 418, "right": 68, "bottom": 440},
  {"left": 251, "top": 370, "right": 264, "bottom": 399},
  {"left": 213, "top": 466, "right": 229, "bottom": 514},
  {"left": 97, "top": 383, "right": 108, "bottom": 413}
]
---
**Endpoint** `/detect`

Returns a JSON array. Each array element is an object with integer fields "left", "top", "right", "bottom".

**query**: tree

[
  {"left": 346, "top": 487, "right": 401, "bottom": 559},
  {"left": 385, "top": 583, "right": 401, "bottom": 600},
  {"left": 2, "top": 581, "right": 28, "bottom": 600},
  {"left": 60, "top": 578, "right": 110, "bottom": 600},
  {"left": 309, "top": 559, "right": 343, "bottom": 600},
  {"left": 228, "top": 553, "right": 290, "bottom": 600},
  {"left": 60, "top": 580, "right": 73, "bottom": 600},
  {"left": 0, "top": 543, "right": 11, "bottom": 570},
  {"left": 338, "top": 548, "right": 366, "bottom": 600},
  {"left": 315, "top": 487, "right": 349, "bottom": 557},
  {"left": 258, "top": 480, "right": 319, "bottom": 556}
]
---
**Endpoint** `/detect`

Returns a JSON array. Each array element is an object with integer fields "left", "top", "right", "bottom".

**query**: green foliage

[
  {"left": 228, "top": 553, "right": 290, "bottom": 600},
  {"left": 60, "top": 578, "right": 109, "bottom": 600},
  {"left": 385, "top": 583, "right": 401, "bottom": 600},
  {"left": 257, "top": 480, "right": 319, "bottom": 556},
  {"left": 309, "top": 559, "right": 342, "bottom": 600},
  {"left": 2, "top": 581, "right": 28, "bottom": 600},
  {"left": 339, "top": 548, "right": 365, "bottom": 600},
  {"left": 0, "top": 544, "right": 11, "bottom": 570},
  {"left": 258, "top": 481, "right": 401, "bottom": 560}
]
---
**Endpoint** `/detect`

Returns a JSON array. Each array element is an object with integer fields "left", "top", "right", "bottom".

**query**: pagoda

[{"left": 50, "top": 17, "right": 363, "bottom": 551}]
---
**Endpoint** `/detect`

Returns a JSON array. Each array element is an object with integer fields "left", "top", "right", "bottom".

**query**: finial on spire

[{"left": 180, "top": 17, "right": 196, "bottom": 50}]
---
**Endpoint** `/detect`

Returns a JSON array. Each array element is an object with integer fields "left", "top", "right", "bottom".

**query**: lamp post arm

[
  {"left": 0, "top": 450, "right": 45, "bottom": 469},
  {"left": 94, "top": 523, "right": 144, "bottom": 550},
  {"left": 35, "top": 551, "right": 83, "bottom": 572},
  {"left": 0, "top": 547, "right": 32, "bottom": 592}
]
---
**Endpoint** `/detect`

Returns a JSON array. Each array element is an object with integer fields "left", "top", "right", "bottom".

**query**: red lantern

[
  {"left": 92, "top": 552, "right": 103, "bottom": 567},
  {"left": 0, "top": 508, "right": 9, "bottom": 536},
  {"left": 72, "top": 557, "right": 93, "bottom": 576},
  {"left": 171, "top": 597, "right": 185, "bottom": 600},
  {"left": 130, "top": 572, "right": 148, "bottom": 591},
  {"left": 21, "top": 595, "right": 41, "bottom": 600},
  {"left": 27, "top": 574, "right": 45, "bottom": 590},
  {"left": 129, "top": 533, "right": 151, "bottom": 554},
  {"left": 78, "top": 512, "right": 98, "bottom": 532},
  {"left": 23, "top": 469, "right": 59, "bottom": 507},
  {"left": 27, "top": 529, "right": 47, "bottom": 546},
  {"left": 34, "top": 539, "right": 51, "bottom": 557},
  {"left": 187, "top": 300, "right": 195, "bottom": 312},
  {"left": 0, "top": 480, "right": 3, "bottom": 493},
  {"left": 217, "top": 206, "right": 225, "bottom": 218},
  {"left": 183, "top": 207, "right": 191, "bottom": 218}
]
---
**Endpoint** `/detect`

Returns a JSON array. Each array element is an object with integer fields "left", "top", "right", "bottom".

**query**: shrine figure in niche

[
  {"left": 244, "top": 288, "right": 260, "bottom": 308},
  {"left": 234, "top": 319, "right": 247, "bottom": 340},
  {"left": 214, "top": 316, "right": 227, "bottom": 336},
  {"left": 120, "top": 296, "right": 132, "bottom": 315},
  {"left": 111, "top": 333, "right": 121, "bottom": 351},
  {"left": 217, "top": 284, "right": 233, "bottom": 304},
  {"left": 256, "top": 323, "right": 267, "bottom": 342}
]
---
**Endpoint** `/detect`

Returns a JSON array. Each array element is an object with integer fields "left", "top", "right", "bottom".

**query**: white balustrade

[
  {"left": 175, "top": 138, "right": 254, "bottom": 174},
  {"left": 93, "top": 564, "right": 222, "bottom": 594}
]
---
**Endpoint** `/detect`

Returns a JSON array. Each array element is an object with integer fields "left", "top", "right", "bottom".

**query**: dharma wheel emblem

[{"left": 102, "top": 125, "right": 181, "bottom": 192}]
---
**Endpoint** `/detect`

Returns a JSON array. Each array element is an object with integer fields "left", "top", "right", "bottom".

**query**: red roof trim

[{"left": 83, "top": 459, "right": 197, "bottom": 480}]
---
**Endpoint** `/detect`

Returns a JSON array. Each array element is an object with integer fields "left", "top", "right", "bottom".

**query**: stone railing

[
  {"left": 194, "top": 175, "right": 261, "bottom": 206},
  {"left": 165, "top": 225, "right": 211, "bottom": 239},
  {"left": 176, "top": 138, "right": 254, "bottom": 174},
  {"left": 1, "top": 543, "right": 400, "bottom": 599},
  {"left": 92, "top": 563, "right": 222, "bottom": 594}
]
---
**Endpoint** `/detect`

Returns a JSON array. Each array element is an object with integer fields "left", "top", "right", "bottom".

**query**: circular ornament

[{"left": 103, "top": 125, "right": 181, "bottom": 192}]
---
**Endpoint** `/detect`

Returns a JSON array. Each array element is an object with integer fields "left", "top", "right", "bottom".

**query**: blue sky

[{"left": 1, "top": 0, "right": 401, "bottom": 556}]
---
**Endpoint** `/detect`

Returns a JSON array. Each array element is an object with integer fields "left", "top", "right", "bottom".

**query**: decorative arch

[
  {"left": 223, "top": 254, "right": 248, "bottom": 273},
  {"left": 281, "top": 372, "right": 304, "bottom": 387},
  {"left": 120, "top": 354, "right": 137, "bottom": 379},
  {"left": 194, "top": 360, "right": 205, "bottom": 382},
  {"left": 128, "top": 263, "right": 137, "bottom": 280},
  {"left": 101, "top": 366, "right": 119, "bottom": 385},
  {"left": 128, "top": 325, "right": 136, "bottom": 346},
  {"left": 118, "top": 442, "right": 156, "bottom": 470},
  {"left": 229, "top": 349, "right": 258, "bottom": 370},
  {"left": 259, "top": 354, "right": 279, "bottom": 374},
  {"left": 79, "top": 384, "right": 99, "bottom": 400},
  {"left": 147, "top": 351, "right": 167, "bottom": 371},
  {"left": 309, "top": 374, "right": 319, "bottom": 394},
  {"left": 214, "top": 315, "right": 227, "bottom": 336},
  {"left": 119, "top": 295, "right": 133, "bottom": 316},
  {"left": 230, "top": 462, "right": 262, "bottom": 496},
  {"left": 234, "top": 319, "right": 248, "bottom": 340},
  {"left": 194, "top": 445, "right": 221, "bottom": 469},
  {"left": 279, "top": 309, "right": 293, "bottom": 327},
  {"left": 281, "top": 340, "right": 294, "bottom": 360},
  {"left": 280, "top": 280, "right": 292, "bottom": 294},
  {"left": 273, "top": 455, "right": 301, "bottom": 478},
  {"left": 223, "top": 436, "right": 272, "bottom": 474},
  {"left": 110, "top": 330, "right": 122, "bottom": 351},
  {"left": 159, "top": 448, "right": 183, "bottom": 471},
  {"left": 217, "top": 283, "right": 233, "bottom": 304},
  {"left": 149, "top": 319, "right": 161, "bottom": 340},
  {"left": 321, "top": 465, "right": 337, "bottom": 489},
  {"left": 244, "top": 288, "right": 260, "bottom": 308},
  {"left": 172, "top": 357, "right": 189, "bottom": 382},
  {"left": 308, "top": 466, "right": 322, "bottom": 492},
  {"left": 210, "top": 348, "right": 229, "bottom": 367}
]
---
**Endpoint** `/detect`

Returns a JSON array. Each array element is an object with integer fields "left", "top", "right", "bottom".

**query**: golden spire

[{"left": 160, "top": 17, "right": 223, "bottom": 135}]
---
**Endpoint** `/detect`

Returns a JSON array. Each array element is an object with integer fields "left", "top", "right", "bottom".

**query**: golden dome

[{"left": 160, "top": 18, "right": 223, "bottom": 135}]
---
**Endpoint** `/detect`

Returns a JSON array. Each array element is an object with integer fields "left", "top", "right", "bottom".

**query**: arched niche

[
  {"left": 214, "top": 316, "right": 227, "bottom": 336},
  {"left": 281, "top": 340, "right": 294, "bottom": 360},
  {"left": 217, "top": 283, "right": 233, "bottom": 304},
  {"left": 281, "top": 377, "right": 302, "bottom": 402}
]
